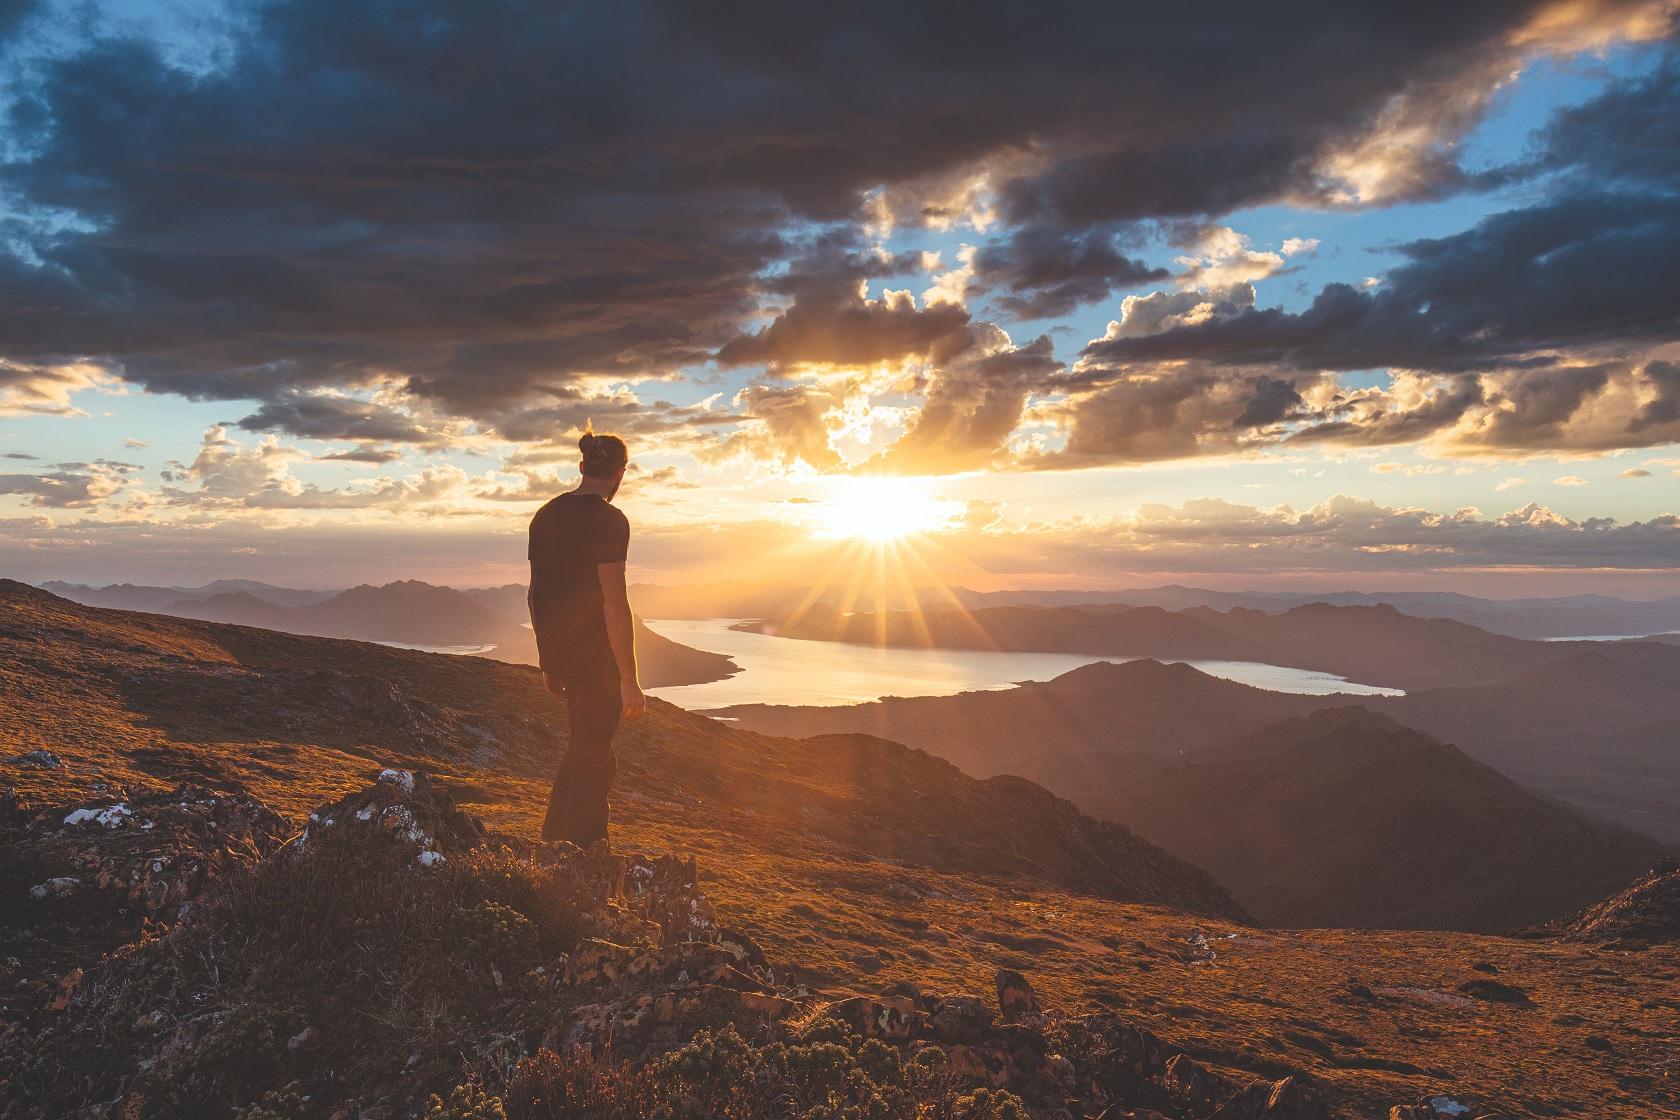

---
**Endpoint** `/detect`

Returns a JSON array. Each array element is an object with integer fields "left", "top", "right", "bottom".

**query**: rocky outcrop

[
  {"left": 1560, "top": 860, "right": 1680, "bottom": 944},
  {"left": 0, "top": 781, "right": 290, "bottom": 1017},
  {"left": 297, "top": 768, "right": 484, "bottom": 863}
]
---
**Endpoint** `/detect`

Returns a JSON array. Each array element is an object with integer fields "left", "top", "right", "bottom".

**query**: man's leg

[{"left": 543, "top": 672, "right": 622, "bottom": 848}]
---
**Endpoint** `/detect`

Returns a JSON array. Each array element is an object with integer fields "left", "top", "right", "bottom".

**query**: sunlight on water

[{"left": 643, "top": 618, "right": 1404, "bottom": 708}]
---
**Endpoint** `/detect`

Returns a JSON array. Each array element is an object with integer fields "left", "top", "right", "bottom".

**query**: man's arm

[{"left": 597, "top": 561, "right": 646, "bottom": 720}]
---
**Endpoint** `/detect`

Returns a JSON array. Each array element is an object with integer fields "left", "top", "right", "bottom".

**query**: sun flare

[{"left": 810, "top": 477, "right": 958, "bottom": 542}]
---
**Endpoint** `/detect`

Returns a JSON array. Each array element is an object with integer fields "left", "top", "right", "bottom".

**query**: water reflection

[{"left": 643, "top": 618, "right": 1403, "bottom": 708}]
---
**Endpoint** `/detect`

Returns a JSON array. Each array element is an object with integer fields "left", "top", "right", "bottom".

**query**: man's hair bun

[{"left": 578, "top": 422, "right": 629, "bottom": 478}]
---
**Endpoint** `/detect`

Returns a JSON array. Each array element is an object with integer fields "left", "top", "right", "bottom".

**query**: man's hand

[{"left": 620, "top": 678, "right": 647, "bottom": 721}]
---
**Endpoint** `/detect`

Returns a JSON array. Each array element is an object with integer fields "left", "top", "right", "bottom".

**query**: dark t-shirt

[{"left": 528, "top": 492, "right": 630, "bottom": 679}]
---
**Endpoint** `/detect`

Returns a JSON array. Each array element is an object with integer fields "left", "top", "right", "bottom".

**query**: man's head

[{"left": 579, "top": 427, "right": 629, "bottom": 498}]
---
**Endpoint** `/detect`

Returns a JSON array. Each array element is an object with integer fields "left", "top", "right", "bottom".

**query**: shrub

[{"left": 423, "top": 1083, "right": 508, "bottom": 1120}]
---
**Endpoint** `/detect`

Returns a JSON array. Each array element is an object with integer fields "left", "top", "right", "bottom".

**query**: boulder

[
  {"left": 1207, "top": 1076, "right": 1329, "bottom": 1119},
  {"left": 296, "top": 769, "right": 484, "bottom": 864},
  {"left": 995, "top": 968, "right": 1043, "bottom": 1025}
]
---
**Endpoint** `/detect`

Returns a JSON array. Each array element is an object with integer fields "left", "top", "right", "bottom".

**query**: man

[{"left": 527, "top": 427, "right": 646, "bottom": 849}]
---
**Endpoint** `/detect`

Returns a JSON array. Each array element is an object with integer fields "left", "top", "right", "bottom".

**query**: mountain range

[{"left": 715, "top": 659, "right": 1671, "bottom": 932}]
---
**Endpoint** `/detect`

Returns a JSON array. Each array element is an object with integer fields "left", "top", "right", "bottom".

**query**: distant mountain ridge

[
  {"left": 1088, "top": 707, "right": 1668, "bottom": 932},
  {"left": 718, "top": 660, "right": 1673, "bottom": 933},
  {"left": 750, "top": 600, "right": 1554, "bottom": 691}
]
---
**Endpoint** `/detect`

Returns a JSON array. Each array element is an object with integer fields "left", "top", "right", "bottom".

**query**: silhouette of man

[{"left": 527, "top": 427, "right": 646, "bottom": 848}]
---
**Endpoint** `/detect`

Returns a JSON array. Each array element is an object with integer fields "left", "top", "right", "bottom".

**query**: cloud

[
  {"left": 969, "top": 226, "right": 1167, "bottom": 318},
  {"left": 1554, "top": 475, "right": 1589, "bottom": 486},
  {"left": 162, "top": 426, "right": 469, "bottom": 511},
  {"left": 1622, "top": 467, "right": 1653, "bottom": 477},
  {"left": 705, "top": 382, "right": 848, "bottom": 471},
  {"left": 871, "top": 327, "right": 1063, "bottom": 473},
  {"left": 2, "top": 0, "right": 1667, "bottom": 443},
  {"left": 715, "top": 238, "right": 971, "bottom": 369},
  {"left": 316, "top": 446, "right": 404, "bottom": 465},
  {"left": 1026, "top": 364, "right": 1325, "bottom": 466},
  {"left": 0, "top": 467, "right": 124, "bottom": 508},
  {"left": 235, "top": 392, "right": 447, "bottom": 445},
  {"left": 1496, "top": 477, "right": 1528, "bottom": 491},
  {"left": 0, "top": 359, "right": 112, "bottom": 416}
]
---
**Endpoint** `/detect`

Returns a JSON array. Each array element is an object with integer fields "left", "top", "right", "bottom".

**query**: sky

[{"left": 1, "top": 0, "right": 1679, "bottom": 595}]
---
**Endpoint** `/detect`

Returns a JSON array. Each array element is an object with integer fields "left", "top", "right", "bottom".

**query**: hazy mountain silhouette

[
  {"left": 1086, "top": 708, "right": 1669, "bottom": 932},
  {"left": 751, "top": 601, "right": 1556, "bottom": 691},
  {"left": 720, "top": 661, "right": 1673, "bottom": 932},
  {"left": 945, "top": 585, "right": 1680, "bottom": 639}
]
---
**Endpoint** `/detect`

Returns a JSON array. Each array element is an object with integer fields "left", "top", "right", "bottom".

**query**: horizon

[
  {"left": 4, "top": 3, "right": 1680, "bottom": 597},
  {"left": 28, "top": 571, "right": 1680, "bottom": 604}
]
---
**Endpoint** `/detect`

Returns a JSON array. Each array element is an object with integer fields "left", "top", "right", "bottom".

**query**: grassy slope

[{"left": 3, "top": 582, "right": 1678, "bottom": 1117}]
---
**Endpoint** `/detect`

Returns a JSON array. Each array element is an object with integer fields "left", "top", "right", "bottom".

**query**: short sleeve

[{"left": 597, "top": 508, "right": 629, "bottom": 564}]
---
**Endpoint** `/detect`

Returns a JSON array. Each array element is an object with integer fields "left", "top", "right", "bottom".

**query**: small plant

[
  {"left": 423, "top": 1083, "right": 507, "bottom": 1120},
  {"left": 234, "top": 1081, "right": 308, "bottom": 1120},
  {"left": 950, "top": 1087, "right": 1031, "bottom": 1120},
  {"left": 450, "top": 898, "right": 539, "bottom": 969}
]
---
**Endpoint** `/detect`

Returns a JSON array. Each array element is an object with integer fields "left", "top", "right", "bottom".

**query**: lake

[{"left": 642, "top": 618, "right": 1404, "bottom": 708}]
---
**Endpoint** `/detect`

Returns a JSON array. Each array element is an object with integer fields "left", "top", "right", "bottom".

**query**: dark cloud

[
  {"left": 0, "top": 468, "right": 119, "bottom": 508},
  {"left": 1631, "top": 359, "right": 1680, "bottom": 431},
  {"left": 0, "top": 0, "right": 1619, "bottom": 435},
  {"left": 237, "top": 394, "right": 441, "bottom": 444},
  {"left": 970, "top": 226, "right": 1167, "bottom": 318},
  {"left": 316, "top": 447, "right": 404, "bottom": 465},
  {"left": 1032, "top": 366, "right": 1326, "bottom": 466},
  {"left": 1531, "top": 57, "right": 1680, "bottom": 185},
  {"left": 715, "top": 236, "right": 970, "bottom": 368},
  {"left": 1083, "top": 191, "right": 1680, "bottom": 373}
]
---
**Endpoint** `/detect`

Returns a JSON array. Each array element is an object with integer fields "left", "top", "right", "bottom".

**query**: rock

[
  {"left": 994, "top": 1022, "right": 1048, "bottom": 1083},
  {"left": 995, "top": 968, "right": 1042, "bottom": 1024},
  {"left": 1208, "top": 1076, "right": 1329, "bottom": 1119},
  {"left": 930, "top": 994, "right": 995, "bottom": 1043},
  {"left": 1164, "top": 1052, "right": 1234, "bottom": 1114},
  {"left": 1391, "top": 1096, "right": 1507, "bottom": 1120},
  {"left": 297, "top": 769, "right": 484, "bottom": 862},
  {"left": 1457, "top": 979, "right": 1531, "bottom": 1006},
  {"left": 821, "top": 993, "right": 924, "bottom": 1040},
  {"left": 10, "top": 750, "right": 62, "bottom": 769},
  {"left": 1561, "top": 860, "right": 1680, "bottom": 944},
  {"left": 949, "top": 1043, "right": 1011, "bottom": 1088},
  {"left": 1, "top": 780, "right": 290, "bottom": 1014}
]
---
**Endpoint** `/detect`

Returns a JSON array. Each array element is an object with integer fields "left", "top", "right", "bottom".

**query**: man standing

[{"left": 527, "top": 427, "right": 646, "bottom": 848}]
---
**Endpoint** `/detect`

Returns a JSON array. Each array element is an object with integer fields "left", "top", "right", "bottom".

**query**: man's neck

[{"left": 572, "top": 479, "right": 615, "bottom": 500}]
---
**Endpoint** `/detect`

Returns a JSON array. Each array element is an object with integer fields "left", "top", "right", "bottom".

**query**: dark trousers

[{"left": 543, "top": 669, "right": 622, "bottom": 848}]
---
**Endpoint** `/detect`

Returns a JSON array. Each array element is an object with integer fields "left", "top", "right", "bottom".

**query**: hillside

[
  {"left": 1379, "top": 643, "right": 1680, "bottom": 846},
  {"left": 0, "top": 581, "right": 1239, "bottom": 918},
  {"left": 4, "top": 582, "right": 1679, "bottom": 1117},
  {"left": 714, "top": 659, "right": 1324, "bottom": 778},
  {"left": 719, "top": 663, "right": 1669, "bottom": 933},
  {"left": 1560, "top": 862, "right": 1680, "bottom": 944},
  {"left": 1086, "top": 709, "right": 1668, "bottom": 932},
  {"left": 47, "top": 579, "right": 740, "bottom": 690}
]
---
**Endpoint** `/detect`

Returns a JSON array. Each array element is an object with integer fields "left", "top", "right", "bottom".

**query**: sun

[{"left": 810, "top": 476, "right": 958, "bottom": 542}]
